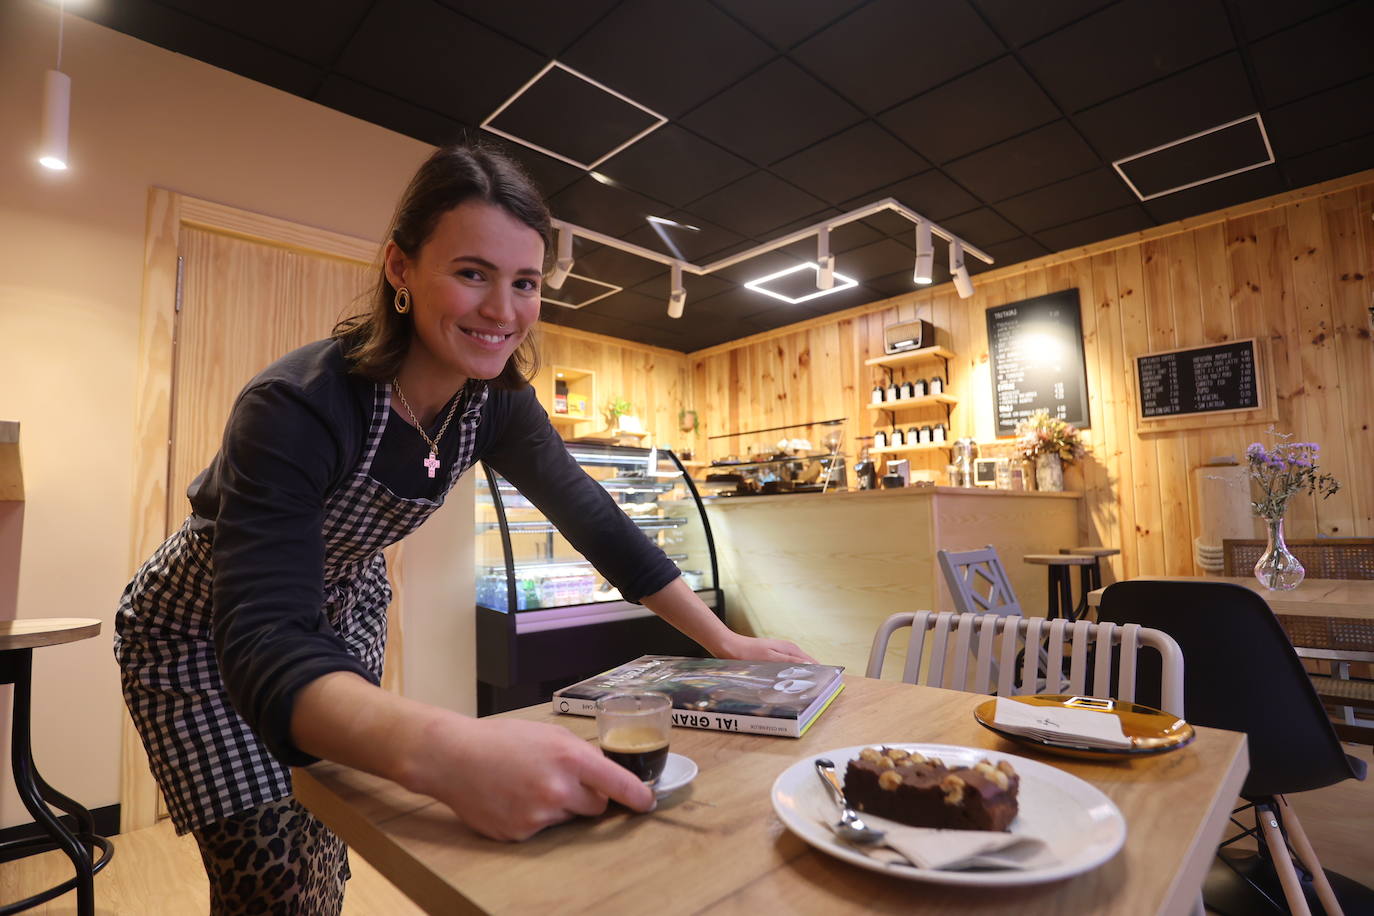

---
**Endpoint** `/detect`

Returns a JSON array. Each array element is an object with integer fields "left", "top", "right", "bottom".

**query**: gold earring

[{"left": 393, "top": 286, "right": 411, "bottom": 314}]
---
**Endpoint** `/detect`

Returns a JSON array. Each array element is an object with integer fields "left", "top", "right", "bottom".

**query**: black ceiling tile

[
  {"left": 578, "top": 288, "right": 672, "bottom": 323},
  {"left": 943, "top": 121, "right": 1100, "bottom": 202},
  {"left": 562, "top": 0, "right": 774, "bottom": 119},
  {"left": 437, "top": 0, "right": 619, "bottom": 57},
  {"left": 800, "top": 283, "right": 882, "bottom": 316},
  {"left": 848, "top": 171, "right": 983, "bottom": 222},
  {"left": 858, "top": 210, "right": 916, "bottom": 238},
  {"left": 737, "top": 305, "right": 816, "bottom": 335},
  {"left": 681, "top": 59, "right": 865, "bottom": 165},
  {"left": 1121, "top": 118, "right": 1270, "bottom": 199},
  {"left": 541, "top": 272, "right": 622, "bottom": 309},
  {"left": 714, "top": 0, "right": 863, "bottom": 50},
  {"left": 972, "top": 236, "right": 1051, "bottom": 273},
  {"left": 830, "top": 221, "right": 887, "bottom": 253},
  {"left": 879, "top": 57, "right": 1060, "bottom": 164},
  {"left": 334, "top": 0, "right": 544, "bottom": 126},
  {"left": 485, "top": 65, "right": 661, "bottom": 167},
  {"left": 631, "top": 270, "right": 735, "bottom": 303},
  {"left": 771, "top": 123, "right": 927, "bottom": 205},
  {"left": 1228, "top": 0, "right": 1347, "bottom": 41},
  {"left": 1019, "top": 0, "right": 1234, "bottom": 113},
  {"left": 1072, "top": 54, "right": 1257, "bottom": 162},
  {"left": 1033, "top": 205, "right": 1156, "bottom": 253},
  {"left": 708, "top": 248, "right": 808, "bottom": 285},
  {"left": 499, "top": 146, "right": 587, "bottom": 201},
  {"left": 687, "top": 171, "right": 830, "bottom": 240},
  {"left": 970, "top": 0, "right": 1116, "bottom": 47},
  {"left": 993, "top": 169, "right": 1139, "bottom": 234},
  {"left": 768, "top": 207, "right": 847, "bottom": 241},
  {"left": 81, "top": 0, "right": 325, "bottom": 98},
  {"left": 153, "top": 0, "right": 372, "bottom": 66},
  {"left": 1140, "top": 166, "right": 1287, "bottom": 223},
  {"left": 1266, "top": 76, "right": 1374, "bottom": 159},
  {"left": 862, "top": 270, "right": 925, "bottom": 299},
  {"left": 1249, "top": 3, "right": 1374, "bottom": 107},
  {"left": 1279, "top": 133, "right": 1374, "bottom": 191},
  {"left": 688, "top": 286, "right": 774, "bottom": 317},
  {"left": 597, "top": 125, "right": 754, "bottom": 208},
  {"left": 548, "top": 177, "right": 664, "bottom": 238},
  {"left": 938, "top": 207, "right": 1023, "bottom": 246},
  {"left": 792, "top": 0, "right": 1005, "bottom": 115},
  {"left": 314, "top": 75, "right": 473, "bottom": 148},
  {"left": 619, "top": 214, "right": 748, "bottom": 264},
  {"left": 571, "top": 243, "right": 668, "bottom": 290},
  {"left": 835, "top": 238, "right": 925, "bottom": 282}
]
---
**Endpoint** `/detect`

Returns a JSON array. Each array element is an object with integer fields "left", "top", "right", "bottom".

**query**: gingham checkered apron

[{"left": 115, "top": 380, "right": 487, "bottom": 834}]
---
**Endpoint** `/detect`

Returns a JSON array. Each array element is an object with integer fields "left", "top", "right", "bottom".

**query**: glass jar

[
  {"left": 913, "top": 378, "right": 928, "bottom": 397},
  {"left": 890, "top": 428, "right": 905, "bottom": 447},
  {"left": 873, "top": 429, "right": 887, "bottom": 449},
  {"left": 886, "top": 382, "right": 899, "bottom": 402},
  {"left": 919, "top": 425, "right": 932, "bottom": 444},
  {"left": 899, "top": 380, "right": 914, "bottom": 400},
  {"left": 930, "top": 376, "right": 944, "bottom": 395},
  {"left": 871, "top": 385, "right": 884, "bottom": 404},
  {"left": 933, "top": 424, "right": 947, "bottom": 442},
  {"left": 907, "top": 426, "right": 920, "bottom": 446}
]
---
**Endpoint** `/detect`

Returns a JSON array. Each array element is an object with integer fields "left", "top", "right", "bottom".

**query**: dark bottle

[
  {"left": 554, "top": 378, "right": 569, "bottom": 415},
  {"left": 855, "top": 445, "right": 877, "bottom": 490}
]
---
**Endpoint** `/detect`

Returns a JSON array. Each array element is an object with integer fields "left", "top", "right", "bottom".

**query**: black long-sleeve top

[{"left": 186, "top": 339, "right": 680, "bottom": 764}]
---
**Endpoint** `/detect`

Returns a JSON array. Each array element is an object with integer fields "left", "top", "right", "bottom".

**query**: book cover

[{"left": 552, "top": 655, "right": 846, "bottom": 738}]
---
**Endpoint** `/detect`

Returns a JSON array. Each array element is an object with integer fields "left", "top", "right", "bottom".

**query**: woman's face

[{"left": 387, "top": 200, "right": 545, "bottom": 383}]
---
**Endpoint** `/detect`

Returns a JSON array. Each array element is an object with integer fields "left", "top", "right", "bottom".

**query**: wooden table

[
  {"left": 294, "top": 676, "right": 1248, "bottom": 916},
  {"left": 1087, "top": 576, "right": 1374, "bottom": 656}
]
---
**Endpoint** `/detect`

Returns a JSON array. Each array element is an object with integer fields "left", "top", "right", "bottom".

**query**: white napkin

[
  {"left": 992, "top": 696, "right": 1133, "bottom": 749},
  {"left": 851, "top": 825, "right": 1056, "bottom": 871}
]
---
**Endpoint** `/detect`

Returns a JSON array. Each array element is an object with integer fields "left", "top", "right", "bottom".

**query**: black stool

[
  {"left": 1022, "top": 554, "right": 1096, "bottom": 621},
  {"left": 1060, "top": 546, "right": 1121, "bottom": 620},
  {"left": 0, "top": 619, "right": 113, "bottom": 916}
]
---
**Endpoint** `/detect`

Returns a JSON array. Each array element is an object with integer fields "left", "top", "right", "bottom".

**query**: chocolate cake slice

[{"left": 843, "top": 747, "right": 1019, "bottom": 831}]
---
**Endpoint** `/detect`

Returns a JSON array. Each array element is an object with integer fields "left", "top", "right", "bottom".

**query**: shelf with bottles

[
  {"left": 872, "top": 442, "right": 952, "bottom": 456},
  {"left": 863, "top": 345, "right": 956, "bottom": 369},
  {"left": 866, "top": 393, "right": 958, "bottom": 412},
  {"left": 545, "top": 366, "right": 595, "bottom": 429}
]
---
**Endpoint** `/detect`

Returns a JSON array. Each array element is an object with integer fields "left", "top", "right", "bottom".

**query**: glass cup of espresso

[{"left": 596, "top": 692, "right": 672, "bottom": 785}]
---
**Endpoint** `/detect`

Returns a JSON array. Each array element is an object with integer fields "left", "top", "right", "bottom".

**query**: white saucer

[{"left": 654, "top": 752, "right": 697, "bottom": 798}]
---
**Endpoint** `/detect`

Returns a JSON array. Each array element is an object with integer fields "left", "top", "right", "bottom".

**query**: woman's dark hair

[{"left": 334, "top": 143, "right": 552, "bottom": 388}]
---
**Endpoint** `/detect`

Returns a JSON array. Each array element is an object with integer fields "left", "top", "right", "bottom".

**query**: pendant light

[{"left": 38, "top": 0, "right": 70, "bottom": 171}]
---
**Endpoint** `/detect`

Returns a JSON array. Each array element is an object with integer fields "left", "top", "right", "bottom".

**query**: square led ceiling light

[
  {"left": 482, "top": 61, "right": 667, "bottom": 171},
  {"left": 744, "top": 262, "right": 858, "bottom": 305},
  {"left": 541, "top": 273, "right": 622, "bottom": 310},
  {"left": 1113, "top": 113, "right": 1274, "bottom": 202}
]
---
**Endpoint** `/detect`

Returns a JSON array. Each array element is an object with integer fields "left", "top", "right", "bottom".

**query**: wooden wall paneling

[
  {"left": 1115, "top": 244, "right": 1163, "bottom": 576},
  {"left": 1088, "top": 252, "right": 1130, "bottom": 581},
  {"left": 1326, "top": 189, "right": 1374, "bottom": 533},
  {"left": 1053, "top": 259, "right": 1105, "bottom": 552},
  {"left": 1160, "top": 233, "right": 1201, "bottom": 574},
  {"left": 969, "top": 277, "right": 1009, "bottom": 444},
  {"left": 1142, "top": 236, "right": 1186, "bottom": 574},
  {"left": 1287, "top": 198, "right": 1356, "bottom": 536}
]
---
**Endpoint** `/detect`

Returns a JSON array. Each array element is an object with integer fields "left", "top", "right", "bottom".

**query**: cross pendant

[{"left": 423, "top": 451, "right": 440, "bottom": 478}]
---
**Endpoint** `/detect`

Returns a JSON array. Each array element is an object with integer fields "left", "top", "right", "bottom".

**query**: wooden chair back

[
  {"left": 865, "top": 610, "right": 1186, "bottom": 716},
  {"left": 1222, "top": 537, "right": 1374, "bottom": 579},
  {"left": 937, "top": 546, "right": 1022, "bottom": 616}
]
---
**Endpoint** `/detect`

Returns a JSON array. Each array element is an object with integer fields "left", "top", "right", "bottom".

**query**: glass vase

[
  {"left": 1254, "top": 516, "right": 1305, "bottom": 590},
  {"left": 1034, "top": 452, "right": 1064, "bottom": 492}
]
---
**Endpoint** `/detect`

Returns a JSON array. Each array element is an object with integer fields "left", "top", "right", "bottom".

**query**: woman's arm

[
  {"left": 641, "top": 577, "right": 816, "bottom": 663},
  {"left": 290, "top": 671, "right": 655, "bottom": 841}
]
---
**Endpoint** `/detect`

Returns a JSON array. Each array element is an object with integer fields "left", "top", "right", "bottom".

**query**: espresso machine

[{"left": 952, "top": 438, "right": 978, "bottom": 487}]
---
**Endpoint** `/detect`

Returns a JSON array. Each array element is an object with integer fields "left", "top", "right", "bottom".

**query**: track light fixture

[
  {"left": 38, "top": 1, "right": 69, "bottom": 171},
  {"left": 913, "top": 220, "right": 933, "bottom": 285},
  {"left": 667, "top": 262, "right": 686, "bottom": 318},
  {"left": 546, "top": 226, "right": 574, "bottom": 289},
  {"left": 816, "top": 228, "right": 835, "bottom": 290},
  {"left": 949, "top": 240, "right": 974, "bottom": 299}
]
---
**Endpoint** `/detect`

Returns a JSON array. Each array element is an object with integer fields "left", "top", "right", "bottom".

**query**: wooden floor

[{"left": 1, "top": 746, "right": 1369, "bottom": 914}]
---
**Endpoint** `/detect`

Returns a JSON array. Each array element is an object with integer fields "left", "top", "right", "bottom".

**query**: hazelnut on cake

[{"left": 843, "top": 747, "right": 1020, "bottom": 831}]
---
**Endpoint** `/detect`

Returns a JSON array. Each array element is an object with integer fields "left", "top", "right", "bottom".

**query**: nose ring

[{"left": 497, "top": 321, "right": 508, "bottom": 329}]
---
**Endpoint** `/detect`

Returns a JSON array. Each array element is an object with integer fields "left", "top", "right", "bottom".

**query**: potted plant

[
  {"left": 1014, "top": 410, "right": 1088, "bottom": 492},
  {"left": 1245, "top": 429, "right": 1340, "bottom": 590}
]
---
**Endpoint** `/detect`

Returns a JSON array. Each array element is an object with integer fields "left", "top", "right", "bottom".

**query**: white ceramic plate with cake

[{"left": 770, "top": 743, "right": 1126, "bottom": 886}]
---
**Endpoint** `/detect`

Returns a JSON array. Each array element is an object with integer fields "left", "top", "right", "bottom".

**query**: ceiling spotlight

[
  {"left": 913, "top": 220, "right": 933, "bottom": 284},
  {"left": 38, "top": 3, "right": 69, "bottom": 171},
  {"left": 949, "top": 240, "right": 974, "bottom": 299},
  {"left": 816, "top": 228, "right": 835, "bottom": 290},
  {"left": 667, "top": 262, "right": 686, "bottom": 318},
  {"left": 546, "top": 226, "right": 575, "bottom": 289},
  {"left": 744, "top": 261, "right": 858, "bottom": 304}
]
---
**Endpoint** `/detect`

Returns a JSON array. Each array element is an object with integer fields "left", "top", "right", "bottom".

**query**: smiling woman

[{"left": 111, "top": 143, "right": 811, "bottom": 915}]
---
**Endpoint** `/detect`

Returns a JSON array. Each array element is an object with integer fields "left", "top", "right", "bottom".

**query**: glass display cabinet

[{"left": 475, "top": 443, "right": 723, "bottom": 715}]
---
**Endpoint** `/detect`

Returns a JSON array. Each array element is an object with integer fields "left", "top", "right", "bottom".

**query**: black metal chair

[{"left": 1098, "top": 580, "right": 1367, "bottom": 916}]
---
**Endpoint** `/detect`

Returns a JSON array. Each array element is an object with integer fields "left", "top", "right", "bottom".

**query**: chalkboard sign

[
  {"left": 1135, "top": 339, "right": 1260, "bottom": 419},
  {"left": 986, "top": 289, "right": 1091, "bottom": 436}
]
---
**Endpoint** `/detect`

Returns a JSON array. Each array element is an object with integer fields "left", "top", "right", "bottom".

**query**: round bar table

[{"left": 0, "top": 619, "right": 113, "bottom": 915}]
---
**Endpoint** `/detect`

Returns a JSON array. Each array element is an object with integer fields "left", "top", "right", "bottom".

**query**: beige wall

[{"left": 0, "top": 0, "right": 432, "bottom": 828}]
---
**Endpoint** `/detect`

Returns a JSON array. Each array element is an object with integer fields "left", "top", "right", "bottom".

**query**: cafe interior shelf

[
  {"left": 863, "top": 345, "right": 956, "bottom": 368},
  {"left": 873, "top": 442, "right": 952, "bottom": 456},
  {"left": 867, "top": 393, "right": 959, "bottom": 411}
]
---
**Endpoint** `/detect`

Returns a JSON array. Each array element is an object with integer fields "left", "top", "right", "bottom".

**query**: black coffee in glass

[{"left": 601, "top": 726, "right": 669, "bottom": 783}]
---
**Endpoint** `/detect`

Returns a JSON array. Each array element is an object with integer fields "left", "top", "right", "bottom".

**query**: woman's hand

[
  {"left": 715, "top": 632, "right": 817, "bottom": 664},
  {"left": 404, "top": 714, "right": 655, "bottom": 842}
]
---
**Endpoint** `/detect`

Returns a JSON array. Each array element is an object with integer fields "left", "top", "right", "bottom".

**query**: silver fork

[{"left": 814, "top": 758, "right": 887, "bottom": 844}]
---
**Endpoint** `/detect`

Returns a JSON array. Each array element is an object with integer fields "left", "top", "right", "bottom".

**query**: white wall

[{"left": 0, "top": 0, "right": 439, "bottom": 827}]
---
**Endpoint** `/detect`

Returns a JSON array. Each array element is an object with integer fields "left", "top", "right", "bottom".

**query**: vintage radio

[{"left": 883, "top": 318, "right": 936, "bottom": 354}]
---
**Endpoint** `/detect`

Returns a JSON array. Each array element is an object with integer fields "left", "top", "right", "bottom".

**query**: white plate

[
  {"left": 655, "top": 752, "right": 698, "bottom": 798},
  {"left": 771, "top": 743, "right": 1126, "bottom": 886}
]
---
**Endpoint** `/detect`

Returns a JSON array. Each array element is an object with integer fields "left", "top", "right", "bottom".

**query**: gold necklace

[{"left": 392, "top": 378, "right": 462, "bottom": 478}]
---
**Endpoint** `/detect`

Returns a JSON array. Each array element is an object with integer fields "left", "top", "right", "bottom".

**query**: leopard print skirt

[{"left": 192, "top": 796, "right": 350, "bottom": 915}]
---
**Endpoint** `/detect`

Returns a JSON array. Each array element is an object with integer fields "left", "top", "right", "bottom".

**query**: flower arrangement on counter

[
  {"left": 1245, "top": 428, "right": 1340, "bottom": 520},
  {"left": 1014, "top": 410, "right": 1088, "bottom": 465}
]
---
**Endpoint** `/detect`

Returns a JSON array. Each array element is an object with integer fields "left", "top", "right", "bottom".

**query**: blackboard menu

[
  {"left": 986, "top": 289, "right": 1091, "bottom": 436},
  {"left": 1136, "top": 339, "right": 1260, "bottom": 419}
]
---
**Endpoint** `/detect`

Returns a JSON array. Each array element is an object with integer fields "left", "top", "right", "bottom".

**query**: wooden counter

[{"left": 704, "top": 486, "right": 1082, "bottom": 673}]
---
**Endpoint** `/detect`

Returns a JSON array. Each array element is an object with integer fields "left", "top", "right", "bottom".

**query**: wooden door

[{"left": 125, "top": 191, "right": 398, "bottom": 830}]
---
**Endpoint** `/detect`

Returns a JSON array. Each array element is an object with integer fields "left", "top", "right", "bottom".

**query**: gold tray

[{"left": 973, "top": 695, "right": 1196, "bottom": 760}]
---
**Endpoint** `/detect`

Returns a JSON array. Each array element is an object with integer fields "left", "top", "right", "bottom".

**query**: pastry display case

[{"left": 475, "top": 443, "right": 723, "bottom": 714}]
